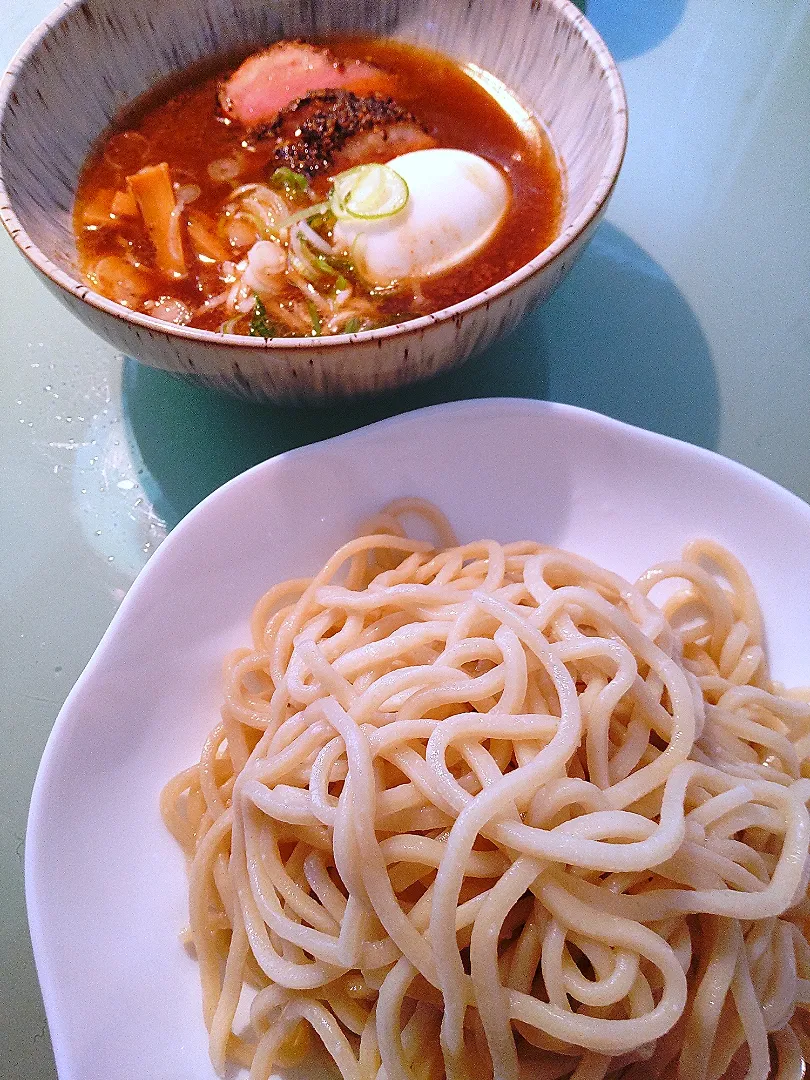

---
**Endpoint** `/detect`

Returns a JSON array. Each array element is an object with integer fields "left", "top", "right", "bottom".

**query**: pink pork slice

[{"left": 219, "top": 41, "right": 396, "bottom": 128}]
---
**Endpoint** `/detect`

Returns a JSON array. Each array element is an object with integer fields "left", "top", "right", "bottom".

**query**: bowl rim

[{"left": 0, "top": 0, "right": 628, "bottom": 351}]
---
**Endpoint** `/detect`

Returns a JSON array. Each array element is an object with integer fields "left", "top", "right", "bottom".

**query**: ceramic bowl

[{"left": 0, "top": 0, "right": 627, "bottom": 402}]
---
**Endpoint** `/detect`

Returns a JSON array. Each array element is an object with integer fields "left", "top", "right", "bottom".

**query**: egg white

[{"left": 332, "top": 148, "right": 510, "bottom": 285}]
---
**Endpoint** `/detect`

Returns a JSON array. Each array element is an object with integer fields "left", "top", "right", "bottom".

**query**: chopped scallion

[
  {"left": 270, "top": 166, "right": 309, "bottom": 193},
  {"left": 301, "top": 241, "right": 339, "bottom": 277},
  {"left": 307, "top": 300, "right": 322, "bottom": 336},
  {"left": 344, "top": 317, "right": 361, "bottom": 334},
  {"left": 249, "top": 295, "right": 275, "bottom": 338},
  {"left": 329, "top": 164, "right": 409, "bottom": 221}
]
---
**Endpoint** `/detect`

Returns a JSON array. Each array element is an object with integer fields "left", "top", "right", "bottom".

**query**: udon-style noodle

[{"left": 162, "top": 500, "right": 810, "bottom": 1080}]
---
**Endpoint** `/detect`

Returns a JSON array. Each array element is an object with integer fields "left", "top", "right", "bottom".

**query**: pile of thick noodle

[{"left": 162, "top": 500, "right": 810, "bottom": 1080}]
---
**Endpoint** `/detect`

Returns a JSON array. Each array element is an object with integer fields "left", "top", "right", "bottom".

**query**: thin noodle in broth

[{"left": 162, "top": 500, "right": 810, "bottom": 1080}]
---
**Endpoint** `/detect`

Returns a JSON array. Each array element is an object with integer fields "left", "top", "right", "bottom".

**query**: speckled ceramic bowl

[{"left": 0, "top": 0, "right": 626, "bottom": 403}]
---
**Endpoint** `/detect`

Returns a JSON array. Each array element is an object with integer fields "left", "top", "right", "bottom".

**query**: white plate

[{"left": 27, "top": 398, "right": 810, "bottom": 1080}]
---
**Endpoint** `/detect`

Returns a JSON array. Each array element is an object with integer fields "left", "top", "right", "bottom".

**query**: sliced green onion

[
  {"left": 327, "top": 251, "right": 355, "bottom": 274},
  {"left": 329, "top": 164, "right": 409, "bottom": 221},
  {"left": 315, "top": 254, "right": 338, "bottom": 276},
  {"left": 300, "top": 239, "right": 339, "bottom": 278},
  {"left": 335, "top": 275, "right": 350, "bottom": 292},
  {"left": 344, "top": 316, "right": 361, "bottom": 334},
  {"left": 249, "top": 295, "right": 275, "bottom": 338},
  {"left": 220, "top": 316, "right": 241, "bottom": 335},
  {"left": 277, "top": 201, "right": 329, "bottom": 230},
  {"left": 307, "top": 300, "right": 322, "bottom": 336},
  {"left": 270, "top": 166, "right": 309, "bottom": 193}
]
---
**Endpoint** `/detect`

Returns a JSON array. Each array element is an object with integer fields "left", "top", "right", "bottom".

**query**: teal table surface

[{"left": 1, "top": 0, "right": 808, "bottom": 1073}]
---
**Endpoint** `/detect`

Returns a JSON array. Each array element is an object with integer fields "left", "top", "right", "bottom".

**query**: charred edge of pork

[{"left": 258, "top": 89, "right": 427, "bottom": 175}]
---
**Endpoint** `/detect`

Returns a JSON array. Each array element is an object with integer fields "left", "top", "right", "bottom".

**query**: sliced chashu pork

[
  {"left": 219, "top": 41, "right": 396, "bottom": 128},
  {"left": 267, "top": 89, "right": 436, "bottom": 176}
]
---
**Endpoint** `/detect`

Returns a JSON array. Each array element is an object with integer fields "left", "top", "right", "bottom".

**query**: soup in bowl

[
  {"left": 76, "top": 38, "right": 564, "bottom": 340},
  {"left": 0, "top": 0, "right": 627, "bottom": 401}
]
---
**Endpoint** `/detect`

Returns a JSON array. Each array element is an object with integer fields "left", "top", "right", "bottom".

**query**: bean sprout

[{"left": 298, "top": 219, "right": 334, "bottom": 256}]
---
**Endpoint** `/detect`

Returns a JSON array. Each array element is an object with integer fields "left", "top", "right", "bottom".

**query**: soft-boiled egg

[{"left": 332, "top": 148, "right": 509, "bottom": 285}]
